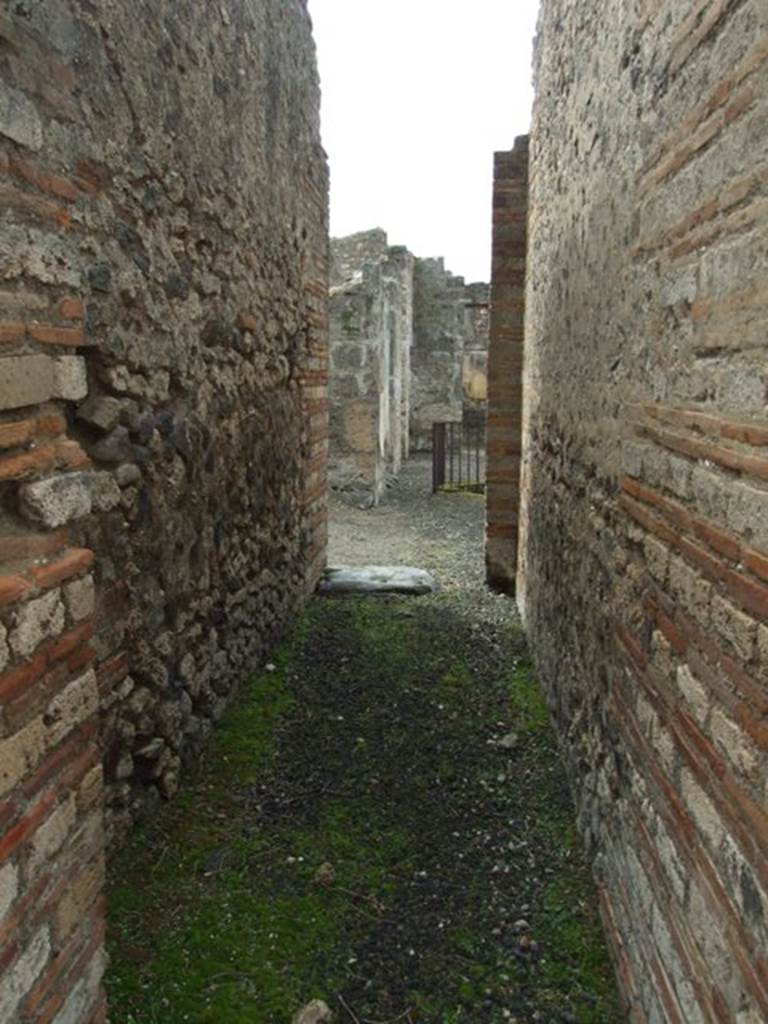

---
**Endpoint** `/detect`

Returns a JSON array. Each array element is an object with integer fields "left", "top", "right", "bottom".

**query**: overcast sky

[{"left": 308, "top": 0, "right": 541, "bottom": 284}]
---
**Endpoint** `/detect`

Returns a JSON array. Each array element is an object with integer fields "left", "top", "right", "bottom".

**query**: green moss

[
  {"left": 508, "top": 658, "right": 552, "bottom": 735},
  {"left": 107, "top": 599, "right": 620, "bottom": 1023}
]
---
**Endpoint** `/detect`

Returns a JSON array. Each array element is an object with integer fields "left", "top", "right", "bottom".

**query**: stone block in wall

[
  {"left": 20, "top": 473, "right": 93, "bottom": 528},
  {"left": 52, "top": 356, "right": 88, "bottom": 401},
  {"left": 0, "top": 78, "right": 42, "bottom": 150},
  {"left": 0, "top": 355, "right": 54, "bottom": 411}
]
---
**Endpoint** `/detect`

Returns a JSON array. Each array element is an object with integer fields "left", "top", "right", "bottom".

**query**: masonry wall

[
  {"left": 461, "top": 281, "right": 490, "bottom": 427},
  {"left": 328, "top": 232, "right": 413, "bottom": 504},
  {"left": 410, "top": 258, "right": 467, "bottom": 450},
  {"left": 0, "top": 2, "right": 327, "bottom": 1019},
  {"left": 486, "top": 141, "right": 527, "bottom": 590},
  {"left": 518, "top": 1, "right": 768, "bottom": 1020}
]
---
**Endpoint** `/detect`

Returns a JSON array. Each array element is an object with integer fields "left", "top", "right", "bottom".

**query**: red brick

[
  {"left": 674, "top": 708, "right": 727, "bottom": 778},
  {"left": 0, "top": 529, "right": 69, "bottom": 566},
  {"left": 721, "top": 420, "right": 768, "bottom": 447},
  {"left": 615, "top": 622, "right": 648, "bottom": 669},
  {"left": 0, "top": 184, "right": 71, "bottom": 229},
  {"left": 619, "top": 493, "right": 677, "bottom": 546},
  {"left": 95, "top": 651, "right": 129, "bottom": 692},
  {"left": 57, "top": 297, "right": 85, "bottom": 321},
  {"left": 0, "top": 419, "right": 35, "bottom": 449},
  {"left": 73, "top": 159, "right": 108, "bottom": 194},
  {"left": 0, "top": 573, "right": 33, "bottom": 607},
  {"left": 743, "top": 548, "right": 768, "bottom": 583},
  {"left": 57, "top": 734, "right": 99, "bottom": 795},
  {"left": 36, "top": 172, "right": 80, "bottom": 203},
  {"left": 56, "top": 439, "right": 91, "bottom": 470},
  {"left": 28, "top": 324, "right": 84, "bottom": 347},
  {"left": 724, "top": 86, "right": 755, "bottom": 126},
  {"left": 22, "top": 721, "right": 97, "bottom": 799},
  {"left": 0, "top": 322, "right": 26, "bottom": 344},
  {"left": 0, "top": 791, "right": 56, "bottom": 862},
  {"left": 67, "top": 643, "right": 95, "bottom": 673},
  {"left": 656, "top": 607, "right": 687, "bottom": 656},
  {"left": 36, "top": 991, "right": 66, "bottom": 1024},
  {"left": 0, "top": 940, "right": 20, "bottom": 977},
  {"left": 48, "top": 621, "right": 94, "bottom": 665},
  {"left": 0, "top": 442, "right": 58, "bottom": 482},
  {"left": 29, "top": 548, "right": 94, "bottom": 591}
]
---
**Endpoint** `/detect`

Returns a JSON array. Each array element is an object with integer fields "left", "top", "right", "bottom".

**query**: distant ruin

[{"left": 329, "top": 229, "right": 489, "bottom": 503}]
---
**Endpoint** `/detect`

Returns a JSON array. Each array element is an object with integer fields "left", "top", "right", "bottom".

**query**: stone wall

[
  {"left": 330, "top": 228, "right": 389, "bottom": 289},
  {"left": 513, "top": 1, "right": 768, "bottom": 1020},
  {"left": 461, "top": 282, "right": 490, "bottom": 423},
  {"left": 0, "top": 1, "right": 327, "bottom": 1019},
  {"left": 328, "top": 232, "right": 413, "bottom": 504},
  {"left": 410, "top": 258, "right": 467, "bottom": 450},
  {"left": 329, "top": 234, "right": 489, "bottom": 490},
  {"left": 485, "top": 142, "right": 527, "bottom": 590}
]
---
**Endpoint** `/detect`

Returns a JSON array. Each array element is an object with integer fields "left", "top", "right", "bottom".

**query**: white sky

[{"left": 308, "top": 0, "right": 541, "bottom": 284}]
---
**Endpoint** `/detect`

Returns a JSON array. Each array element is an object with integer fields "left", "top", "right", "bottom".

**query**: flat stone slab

[{"left": 319, "top": 565, "right": 436, "bottom": 596}]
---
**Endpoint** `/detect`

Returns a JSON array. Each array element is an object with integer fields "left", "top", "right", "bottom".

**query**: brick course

[
  {"left": 499, "top": 0, "right": 768, "bottom": 1020},
  {"left": 486, "top": 139, "right": 528, "bottom": 591},
  {"left": 0, "top": 1, "right": 327, "bottom": 1019}
]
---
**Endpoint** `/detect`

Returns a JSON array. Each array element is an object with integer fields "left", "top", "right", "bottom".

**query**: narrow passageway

[{"left": 106, "top": 458, "right": 619, "bottom": 1024}]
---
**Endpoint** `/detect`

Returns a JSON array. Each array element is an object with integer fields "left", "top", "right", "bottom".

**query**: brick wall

[
  {"left": 486, "top": 139, "right": 528, "bottom": 591},
  {"left": 0, "top": 1, "right": 327, "bottom": 1018},
  {"left": 514, "top": 1, "right": 768, "bottom": 1020}
]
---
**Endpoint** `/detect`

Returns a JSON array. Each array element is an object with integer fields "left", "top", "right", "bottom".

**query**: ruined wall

[
  {"left": 328, "top": 232, "right": 413, "bottom": 504},
  {"left": 461, "top": 281, "right": 490, "bottom": 423},
  {"left": 0, "top": 1, "right": 327, "bottom": 1019},
  {"left": 410, "top": 259, "right": 467, "bottom": 450},
  {"left": 330, "top": 227, "right": 389, "bottom": 288},
  {"left": 518, "top": 1, "right": 768, "bottom": 1020}
]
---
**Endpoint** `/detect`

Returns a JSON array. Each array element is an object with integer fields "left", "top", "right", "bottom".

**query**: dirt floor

[{"left": 106, "top": 457, "right": 621, "bottom": 1024}]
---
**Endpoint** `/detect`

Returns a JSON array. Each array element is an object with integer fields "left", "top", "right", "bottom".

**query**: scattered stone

[
  {"left": 319, "top": 566, "right": 436, "bottom": 596},
  {"left": 292, "top": 1000, "right": 332, "bottom": 1024},
  {"left": 313, "top": 862, "right": 336, "bottom": 886},
  {"left": 497, "top": 732, "right": 518, "bottom": 750}
]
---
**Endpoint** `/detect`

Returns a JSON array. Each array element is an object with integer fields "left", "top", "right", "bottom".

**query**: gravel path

[
  {"left": 106, "top": 456, "right": 621, "bottom": 1024},
  {"left": 328, "top": 455, "right": 512, "bottom": 627}
]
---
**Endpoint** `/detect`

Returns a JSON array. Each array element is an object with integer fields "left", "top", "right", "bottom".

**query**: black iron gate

[{"left": 432, "top": 420, "right": 485, "bottom": 493}]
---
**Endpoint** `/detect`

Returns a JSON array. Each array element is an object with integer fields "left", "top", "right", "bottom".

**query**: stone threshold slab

[{"left": 318, "top": 565, "right": 436, "bottom": 595}]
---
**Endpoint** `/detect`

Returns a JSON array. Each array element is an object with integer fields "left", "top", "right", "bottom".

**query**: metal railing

[{"left": 432, "top": 421, "right": 485, "bottom": 493}]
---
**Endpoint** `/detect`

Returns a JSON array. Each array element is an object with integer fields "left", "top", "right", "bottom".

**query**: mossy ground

[{"left": 106, "top": 597, "right": 621, "bottom": 1024}]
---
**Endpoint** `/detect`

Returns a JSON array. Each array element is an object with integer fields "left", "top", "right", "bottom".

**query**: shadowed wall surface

[
  {"left": 0, "top": 1, "right": 327, "bottom": 1019},
  {"left": 515, "top": 0, "right": 768, "bottom": 1020}
]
